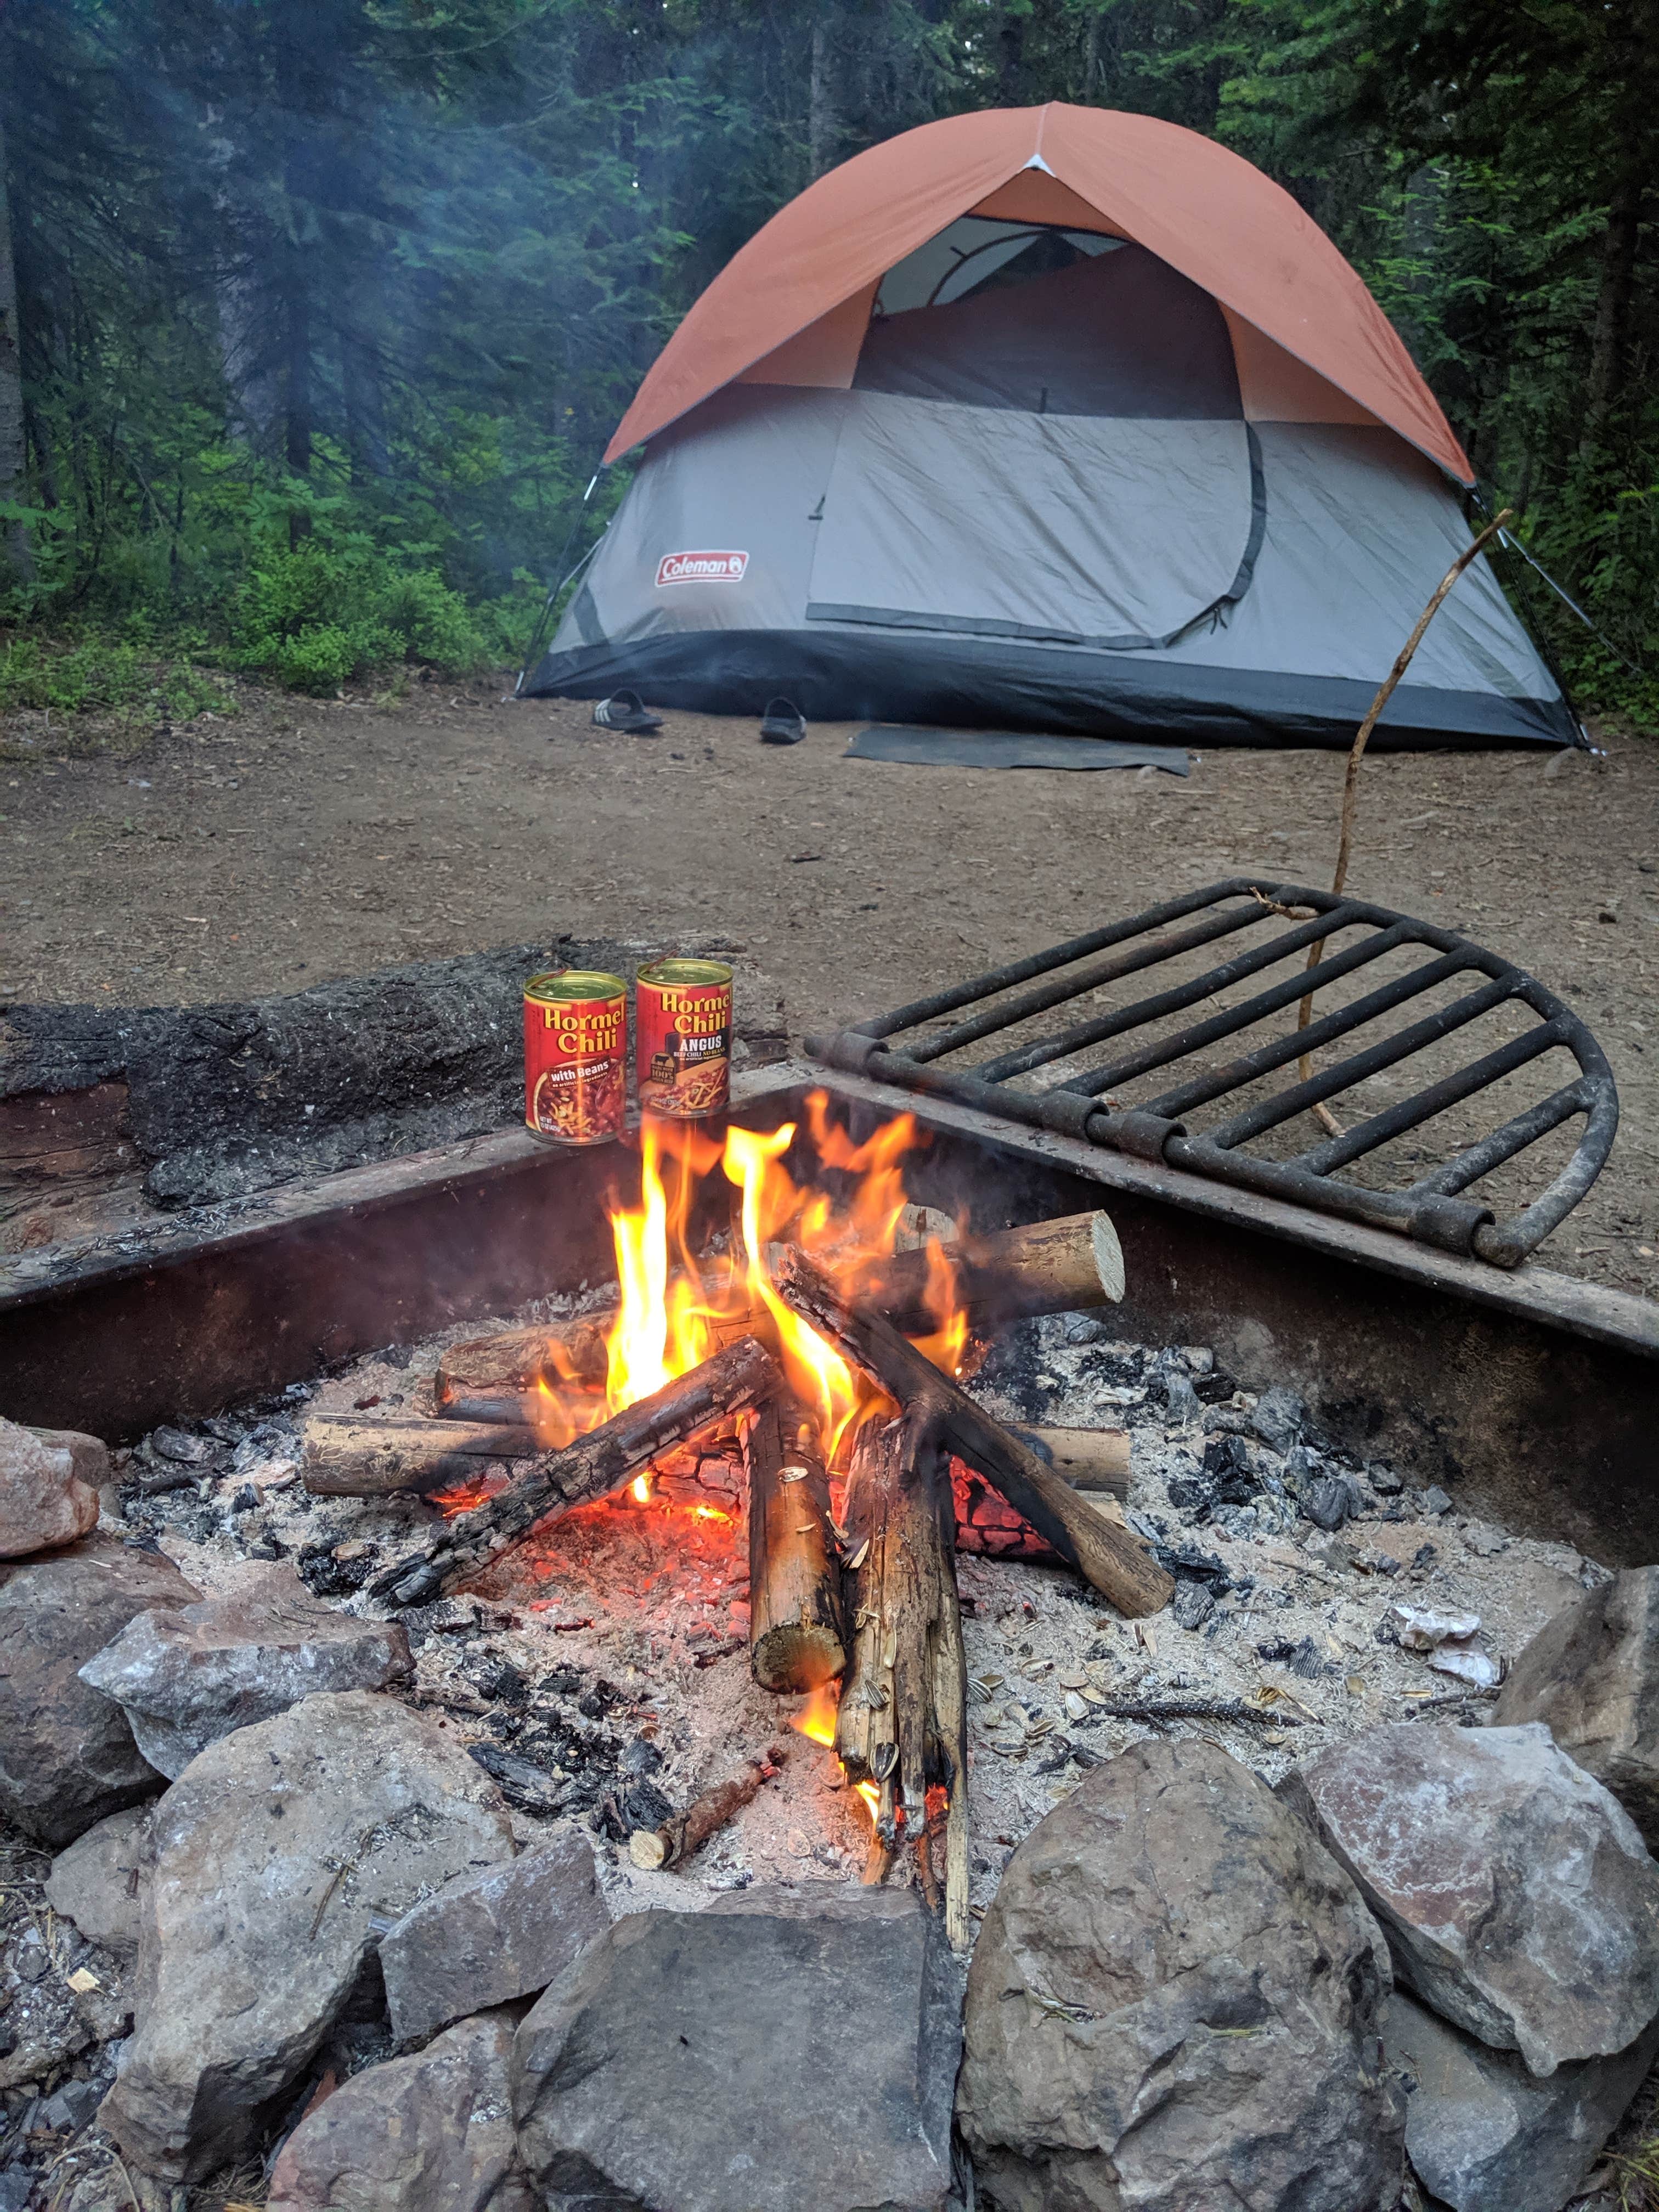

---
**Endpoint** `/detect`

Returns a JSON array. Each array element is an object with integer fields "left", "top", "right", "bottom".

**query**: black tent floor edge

[{"left": 525, "top": 629, "right": 1577, "bottom": 752}]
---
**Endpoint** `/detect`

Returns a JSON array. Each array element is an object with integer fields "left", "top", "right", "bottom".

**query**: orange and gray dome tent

[{"left": 524, "top": 104, "right": 1575, "bottom": 750}]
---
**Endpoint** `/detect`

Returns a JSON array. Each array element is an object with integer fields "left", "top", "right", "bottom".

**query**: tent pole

[{"left": 512, "top": 470, "right": 602, "bottom": 699}]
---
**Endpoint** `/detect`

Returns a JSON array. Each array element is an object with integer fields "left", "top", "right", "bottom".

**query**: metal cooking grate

[{"left": 805, "top": 878, "right": 1617, "bottom": 1268}]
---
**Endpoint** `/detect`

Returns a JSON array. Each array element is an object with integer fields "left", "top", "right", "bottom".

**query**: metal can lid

[
  {"left": 636, "top": 958, "right": 733, "bottom": 989},
  {"left": 524, "top": 968, "right": 628, "bottom": 1004}
]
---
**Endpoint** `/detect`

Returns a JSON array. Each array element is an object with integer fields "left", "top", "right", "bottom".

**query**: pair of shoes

[
  {"left": 592, "top": 690, "right": 663, "bottom": 734},
  {"left": 759, "top": 696, "right": 806, "bottom": 745}
]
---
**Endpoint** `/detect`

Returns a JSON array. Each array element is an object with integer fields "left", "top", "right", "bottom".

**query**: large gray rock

[
  {"left": 0, "top": 1540, "right": 201, "bottom": 1845},
  {"left": 0, "top": 1414, "right": 100, "bottom": 1558},
  {"left": 267, "top": 2008, "right": 534, "bottom": 2212},
  {"left": 1495, "top": 1566, "right": 1659, "bottom": 1848},
  {"left": 381, "top": 1827, "right": 607, "bottom": 2046},
  {"left": 1384, "top": 1989, "right": 1659, "bottom": 2212},
  {"left": 99, "top": 1689, "right": 517, "bottom": 2183},
  {"left": 44, "top": 1804, "right": 151, "bottom": 1960},
  {"left": 78, "top": 1563, "right": 411, "bottom": 1779},
  {"left": 956, "top": 1737, "right": 1403, "bottom": 2212},
  {"left": 512, "top": 1885, "right": 961, "bottom": 2212},
  {"left": 1283, "top": 1723, "right": 1659, "bottom": 2076}
]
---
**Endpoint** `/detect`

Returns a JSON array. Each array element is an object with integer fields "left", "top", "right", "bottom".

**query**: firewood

[
  {"left": 367, "top": 1336, "right": 785, "bottom": 1607},
  {"left": 774, "top": 1248, "right": 1173, "bottom": 1621},
  {"left": 302, "top": 1415, "right": 539, "bottom": 1497},
  {"left": 745, "top": 1394, "right": 847, "bottom": 1693},
  {"left": 627, "top": 1740, "right": 791, "bottom": 1871},
  {"left": 862, "top": 1209, "right": 1124, "bottom": 1335},
  {"left": 1015, "top": 1425, "right": 1131, "bottom": 1495},
  {"left": 435, "top": 1316, "right": 611, "bottom": 1406},
  {"left": 437, "top": 1207, "right": 1123, "bottom": 1416},
  {"left": 835, "top": 1409, "right": 970, "bottom": 1951}
]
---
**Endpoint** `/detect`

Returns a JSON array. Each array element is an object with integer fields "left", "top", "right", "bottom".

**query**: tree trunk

[
  {"left": 0, "top": 114, "right": 34, "bottom": 581},
  {"left": 808, "top": 19, "right": 836, "bottom": 179},
  {"left": 1580, "top": 165, "right": 1643, "bottom": 456}
]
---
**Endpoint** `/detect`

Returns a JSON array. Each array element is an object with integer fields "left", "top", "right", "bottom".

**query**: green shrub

[
  {"left": 0, "top": 634, "right": 233, "bottom": 720},
  {"left": 228, "top": 527, "right": 497, "bottom": 692}
]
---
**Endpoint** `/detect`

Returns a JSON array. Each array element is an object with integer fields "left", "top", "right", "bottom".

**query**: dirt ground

[{"left": 2, "top": 674, "right": 1655, "bottom": 1296}]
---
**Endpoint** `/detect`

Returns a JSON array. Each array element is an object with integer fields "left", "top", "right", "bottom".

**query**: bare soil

[{"left": 2, "top": 674, "right": 1655, "bottom": 1295}]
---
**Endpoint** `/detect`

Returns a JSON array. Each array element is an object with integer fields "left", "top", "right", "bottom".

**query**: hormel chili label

[
  {"left": 523, "top": 969, "right": 627, "bottom": 1146},
  {"left": 654, "top": 550, "right": 748, "bottom": 587},
  {"left": 636, "top": 958, "right": 733, "bottom": 1120}
]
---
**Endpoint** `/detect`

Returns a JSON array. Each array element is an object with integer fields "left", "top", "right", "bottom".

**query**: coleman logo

[{"left": 656, "top": 549, "right": 748, "bottom": 587}]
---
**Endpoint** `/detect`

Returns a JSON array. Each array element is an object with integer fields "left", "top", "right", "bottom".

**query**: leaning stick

[
  {"left": 775, "top": 1249, "right": 1173, "bottom": 1620},
  {"left": 745, "top": 1394, "right": 847, "bottom": 1693},
  {"left": 436, "top": 1210, "right": 1125, "bottom": 1413},
  {"left": 628, "top": 1741, "right": 792, "bottom": 1870},
  {"left": 368, "top": 1336, "right": 785, "bottom": 1607},
  {"left": 1295, "top": 507, "right": 1514, "bottom": 1130},
  {"left": 835, "top": 1409, "right": 970, "bottom": 1951}
]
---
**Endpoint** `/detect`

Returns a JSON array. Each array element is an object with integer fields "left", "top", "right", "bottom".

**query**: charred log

[
  {"left": 745, "top": 1394, "right": 847, "bottom": 1693},
  {"left": 302, "top": 1414, "right": 538, "bottom": 1497},
  {"left": 835, "top": 1408, "right": 969, "bottom": 1951},
  {"left": 368, "top": 1336, "right": 785, "bottom": 1607},
  {"left": 774, "top": 1248, "right": 1172, "bottom": 1621}
]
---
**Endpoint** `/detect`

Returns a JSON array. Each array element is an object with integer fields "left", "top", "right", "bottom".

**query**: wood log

[
  {"left": 302, "top": 1415, "right": 540, "bottom": 1497},
  {"left": 437, "top": 1207, "right": 1123, "bottom": 1414},
  {"left": 627, "top": 1741, "right": 791, "bottom": 1870},
  {"left": 774, "top": 1248, "right": 1172, "bottom": 1621},
  {"left": 745, "top": 1395, "right": 847, "bottom": 1694},
  {"left": 368, "top": 1336, "right": 786, "bottom": 1607},
  {"left": 835, "top": 1409, "right": 970, "bottom": 1951},
  {"left": 1014, "top": 1425, "right": 1130, "bottom": 1496},
  {"left": 436, "top": 1316, "right": 611, "bottom": 1406},
  {"left": 862, "top": 1209, "right": 1124, "bottom": 1335}
]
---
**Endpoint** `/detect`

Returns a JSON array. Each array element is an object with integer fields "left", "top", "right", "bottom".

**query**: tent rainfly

[{"left": 525, "top": 104, "right": 1576, "bottom": 752}]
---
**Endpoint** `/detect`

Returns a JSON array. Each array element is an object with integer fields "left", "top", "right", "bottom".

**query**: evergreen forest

[{"left": 1, "top": 0, "right": 1655, "bottom": 721}]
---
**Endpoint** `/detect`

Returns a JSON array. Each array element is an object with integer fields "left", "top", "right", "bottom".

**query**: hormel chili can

[
  {"left": 523, "top": 969, "right": 627, "bottom": 1146},
  {"left": 636, "top": 958, "right": 733, "bottom": 1120}
]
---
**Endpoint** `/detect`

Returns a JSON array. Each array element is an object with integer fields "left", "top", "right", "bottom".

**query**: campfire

[{"left": 300, "top": 1094, "right": 1166, "bottom": 1945}]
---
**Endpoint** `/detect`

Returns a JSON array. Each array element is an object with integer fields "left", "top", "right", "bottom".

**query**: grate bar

[
  {"left": 1293, "top": 1021, "right": 1571, "bottom": 1175},
  {"left": 915, "top": 902, "right": 1263, "bottom": 1066},
  {"left": 979, "top": 904, "right": 1362, "bottom": 1082},
  {"left": 804, "top": 878, "right": 1618, "bottom": 1267},
  {"left": 1410, "top": 1082, "right": 1592, "bottom": 1200},
  {"left": 1197, "top": 977, "right": 1525, "bottom": 1150},
  {"left": 1052, "top": 922, "right": 1420, "bottom": 1101}
]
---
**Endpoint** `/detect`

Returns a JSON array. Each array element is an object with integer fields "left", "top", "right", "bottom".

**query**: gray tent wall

[{"left": 528, "top": 240, "right": 1574, "bottom": 751}]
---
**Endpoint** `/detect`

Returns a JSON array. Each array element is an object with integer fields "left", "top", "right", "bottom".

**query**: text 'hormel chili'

[
  {"left": 636, "top": 958, "right": 733, "bottom": 1121},
  {"left": 523, "top": 969, "right": 627, "bottom": 1147}
]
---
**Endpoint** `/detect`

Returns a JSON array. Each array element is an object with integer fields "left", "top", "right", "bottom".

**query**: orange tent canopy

[{"left": 605, "top": 103, "right": 1470, "bottom": 483}]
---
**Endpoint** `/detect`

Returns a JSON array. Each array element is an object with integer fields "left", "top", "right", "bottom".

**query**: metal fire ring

[{"left": 805, "top": 878, "right": 1618, "bottom": 1269}]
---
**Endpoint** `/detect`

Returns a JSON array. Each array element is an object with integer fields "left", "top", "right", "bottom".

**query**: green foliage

[{"left": 0, "top": 635, "right": 234, "bottom": 721}]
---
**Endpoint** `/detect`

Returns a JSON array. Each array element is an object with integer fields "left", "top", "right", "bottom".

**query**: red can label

[
  {"left": 636, "top": 959, "right": 732, "bottom": 1120},
  {"left": 523, "top": 970, "right": 627, "bottom": 1146}
]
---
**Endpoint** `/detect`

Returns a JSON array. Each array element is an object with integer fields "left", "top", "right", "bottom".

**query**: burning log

[
  {"left": 773, "top": 1248, "right": 1173, "bottom": 1621},
  {"left": 627, "top": 1740, "right": 791, "bottom": 1871},
  {"left": 302, "top": 1415, "right": 540, "bottom": 1497},
  {"left": 744, "top": 1395, "right": 847, "bottom": 1694},
  {"left": 864, "top": 1209, "right": 1124, "bottom": 1335},
  {"left": 1015, "top": 1425, "right": 1130, "bottom": 1495},
  {"left": 367, "top": 1336, "right": 785, "bottom": 1608},
  {"left": 435, "top": 1315, "right": 611, "bottom": 1406},
  {"left": 836, "top": 1408, "right": 970, "bottom": 1951},
  {"left": 435, "top": 1207, "right": 1123, "bottom": 1416}
]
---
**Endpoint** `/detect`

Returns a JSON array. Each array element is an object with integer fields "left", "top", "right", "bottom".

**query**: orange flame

[
  {"left": 524, "top": 1094, "right": 970, "bottom": 1519},
  {"left": 791, "top": 1682, "right": 840, "bottom": 1746}
]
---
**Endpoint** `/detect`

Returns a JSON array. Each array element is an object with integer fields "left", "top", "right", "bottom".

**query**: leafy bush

[{"left": 0, "top": 634, "right": 233, "bottom": 720}]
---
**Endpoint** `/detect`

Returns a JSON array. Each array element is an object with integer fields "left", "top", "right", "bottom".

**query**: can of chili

[
  {"left": 635, "top": 957, "right": 733, "bottom": 1121},
  {"left": 523, "top": 969, "right": 628, "bottom": 1146}
]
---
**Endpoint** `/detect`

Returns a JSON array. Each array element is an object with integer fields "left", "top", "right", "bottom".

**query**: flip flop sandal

[
  {"left": 592, "top": 690, "right": 663, "bottom": 734},
  {"left": 759, "top": 696, "right": 807, "bottom": 745}
]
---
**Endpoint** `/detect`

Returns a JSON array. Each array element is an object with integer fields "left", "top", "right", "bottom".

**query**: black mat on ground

[{"left": 845, "top": 724, "right": 1190, "bottom": 774}]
